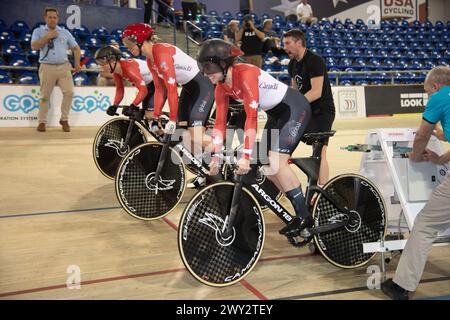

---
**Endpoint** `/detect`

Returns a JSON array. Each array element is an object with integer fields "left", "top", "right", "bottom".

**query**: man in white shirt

[{"left": 297, "top": 0, "right": 318, "bottom": 24}]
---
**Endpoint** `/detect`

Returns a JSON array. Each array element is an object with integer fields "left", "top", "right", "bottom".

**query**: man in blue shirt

[
  {"left": 31, "top": 7, "right": 81, "bottom": 132},
  {"left": 382, "top": 66, "right": 450, "bottom": 300}
]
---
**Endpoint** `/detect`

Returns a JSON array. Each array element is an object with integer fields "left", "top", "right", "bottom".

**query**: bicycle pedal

[
  {"left": 287, "top": 235, "right": 311, "bottom": 248},
  {"left": 300, "top": 228, "right": 312, "bottom": 238}
]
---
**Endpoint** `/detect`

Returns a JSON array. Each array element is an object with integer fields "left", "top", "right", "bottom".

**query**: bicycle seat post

[{"left": 311, "top": 139, "right": 324, "bottom": 159}]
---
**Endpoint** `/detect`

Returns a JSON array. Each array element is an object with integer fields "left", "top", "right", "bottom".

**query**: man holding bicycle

[{"left": 382, "top": 66, "right": 450, "bottom": 300}]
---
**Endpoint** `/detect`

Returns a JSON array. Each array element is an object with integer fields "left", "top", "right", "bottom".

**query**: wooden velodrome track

[{"left": 1, "top": 114, "right": 449, "bottom": 300}]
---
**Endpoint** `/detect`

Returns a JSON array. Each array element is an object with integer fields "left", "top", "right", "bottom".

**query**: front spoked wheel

[
  {"left": 178, "top": 182, "right": 265, "bottom": 287},
  {"left": 312, "top": 174, "right": 387, "bottom": 268},
  {"left": 93, "top": 118, "right": 148, "bottom": 180},
  {"left": 115, "top": 142, "right": 187, "bottom": 220}
]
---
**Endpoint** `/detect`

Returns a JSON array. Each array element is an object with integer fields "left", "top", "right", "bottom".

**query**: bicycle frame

[
  {"left": 152, "top": 130, "right": 220, "bottom": 192},
  {"left": 226, "top": 136, "right": 354, "bottom": 237}
]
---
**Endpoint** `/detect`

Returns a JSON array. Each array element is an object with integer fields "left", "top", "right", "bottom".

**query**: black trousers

[
  {"left": 181, "top": 2, "right": 198, "bottom": 21},
  {"left": 144, "top": 0, "right": 153, "bottom": 24},
  {"left": 156, "top": 0, "right": 174, "bottom": 23}
]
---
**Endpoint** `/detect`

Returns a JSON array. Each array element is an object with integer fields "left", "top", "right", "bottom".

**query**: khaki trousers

[
  {"left": 38, "top": 62, "right": 74, "bottom": 124},
  {"left": 243, "top": 55, "right": 262, "bottom": 68},
  {"left": 299, "top": 16, "right": 318, "bottom": 24},
  {"left": 393, "top": 175, "right": 450, "bottom": 291}
]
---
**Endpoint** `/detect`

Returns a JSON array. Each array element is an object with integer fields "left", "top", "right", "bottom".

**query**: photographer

[{"left": 235, "top": 14, "right": 265, "bottom": 68}]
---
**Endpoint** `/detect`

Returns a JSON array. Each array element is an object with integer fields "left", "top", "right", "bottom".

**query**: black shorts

[
  {"left": 262, "top": 87, "right": 311, "bottom": 155},
  {"left": 177, "top": 72, "right": 215, "bottom": 127},
  {"left": 301, "top": 109, "right": 335, "bottom": 146},
  {"left": 142, "top": 82, "right": 155, "bottom": 111}
]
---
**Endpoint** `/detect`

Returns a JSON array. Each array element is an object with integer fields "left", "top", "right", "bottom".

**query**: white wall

[{"left": 427, "top": 0, "right": 450, "bottom": 23}]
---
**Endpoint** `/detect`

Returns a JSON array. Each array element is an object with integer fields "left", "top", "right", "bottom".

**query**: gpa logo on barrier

[
  {"left": 3, "top": 89, "right": 40, "bottom": 113},
  {"left": 3, "top": 90, "right": 111, "bottom": 114},
  {"left": 72, "top": 90, "right": 111, "bottom": 113},
  {"left": 338, "top": 90, "right": 358, "bottom": 113}
]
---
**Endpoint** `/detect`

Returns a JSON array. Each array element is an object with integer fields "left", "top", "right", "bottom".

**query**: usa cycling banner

[
  {"left": 0, "top": 86, "right": 139, "bottom": 127},
  {"left": 380, "top": 0, "right": 418, "bottom": 21}
]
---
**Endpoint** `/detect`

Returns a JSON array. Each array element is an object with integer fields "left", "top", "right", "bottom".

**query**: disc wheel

[
  {"left": 312, "top": 174, "right": 387, "bottom": 268},
  {"left": 178, "top": 182, "right": 265, "bottom": 286},
  {"left": 93, "top": 118, "right": 147, "bottom": 180},
  {"left": 115, "top": 142, "right": 186, "bottom": 220}
]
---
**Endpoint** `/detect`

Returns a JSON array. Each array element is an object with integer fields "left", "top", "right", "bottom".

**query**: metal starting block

[
  {"left": 363, "top": 240, "right": 408, "bottom": 253},
  {"left": 341, "top": 144, "right": 412, "bottom": 155}
]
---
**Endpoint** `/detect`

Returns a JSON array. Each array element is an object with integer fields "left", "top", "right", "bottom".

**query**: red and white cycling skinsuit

[
  {"left": 213, "top": 63, "right": 289, "bottom": 160},
  {"left": 146, "top": 43, "right": 200, "bottom": 121},
  {"left": 112, "top": 58, "right": 153, "bottom": 106}
]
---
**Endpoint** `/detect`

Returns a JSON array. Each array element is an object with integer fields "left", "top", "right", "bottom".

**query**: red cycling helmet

[{"left": 122, "top": 23, "right": 155, "bottom": 48}]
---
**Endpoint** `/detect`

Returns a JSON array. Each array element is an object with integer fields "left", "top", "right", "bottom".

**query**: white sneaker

[{"left": 187, "top": 176, "right": 206, "bottom": 189}]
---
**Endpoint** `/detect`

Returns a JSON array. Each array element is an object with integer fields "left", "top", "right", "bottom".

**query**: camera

[{"left": 243, "top": 15, "right": 252, "bottom": 28}]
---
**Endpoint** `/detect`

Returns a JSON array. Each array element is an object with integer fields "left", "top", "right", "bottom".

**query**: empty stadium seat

[
  {"left": 86, "top": 35, "right": 101, "bottom": 50},
  {"left": 72, "top": 26, "right": 91, "bottom": 40},
  {"left": 73, "top": 72, "right": 90, "bottom": 86},
  {"left": 110, "top": 28, "right": 123, "bottom": 38},
  {"left": 222, "top": 11, "right": 233, "bottom": 18},
  {"left": 27, "top": 49, "right": 39, "bottom": 66},
  {"left": 0, "top": 70, "right": 13, "bottom": 84},
  {"left": 17, "top": 71, "right": 39, "bottom": 85},
  {"left": 0, "top": 30, "right": 15, "bottom": 43},
  {"left": 92, "top": 27, "right": 109, "bottom": 40},
  {"left": 9, "top": 55, "right": 29, "bottom": 66}
]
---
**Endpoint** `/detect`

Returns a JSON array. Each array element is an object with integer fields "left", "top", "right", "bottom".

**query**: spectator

[
  {"left": 283, "top": 29, "right": 335, "bottom": 185},
  {"left": 223, "top": 20, "right": 239, "bottom": 45},
  {"left": 261, "top": 19, "right": 284, "bottom": 55},
  {"left": 297, "top": 0, "right": 318, "bottom": 25},
  {"left": 31, "top": 7, "right": 81, "bottom": 132},
  {"left": 235, "top": 14, "right": 265, "bottom": 68},
  {"left": 181, "top": 0, "right": 198, "bottom": 25},
  {"left": 262, "top": 19, "right": 276, "bottom": 38},
  {"left": 144, "top": 0, "right": 154, "bottom": 24},
  {"left": 239, "top": 0, "right": 253, "bottom": 15},
  {"left": 381, "top": 66, "right": 450, "bottom": 300},
  {"left": 157, "top": 0, "right": 173, "bottom": 27}
]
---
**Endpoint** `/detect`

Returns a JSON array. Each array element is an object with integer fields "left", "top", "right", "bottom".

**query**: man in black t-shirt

[
  {"left": 283, "top": 29, "right": 336, "bottom": 185},
  {"left": 236, "top": 15, "right": 265, "bottom": 68}
]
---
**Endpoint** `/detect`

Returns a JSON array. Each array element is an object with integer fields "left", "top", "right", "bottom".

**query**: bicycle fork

[
  {"left": 222, "top": 175, "right": 244, "bottom": 239},
  {"left": 120, "top": 119, "right": 136, "bottom": 154},
  {"left": 153, "top": 134, "right": 172, "bottom": 195}
]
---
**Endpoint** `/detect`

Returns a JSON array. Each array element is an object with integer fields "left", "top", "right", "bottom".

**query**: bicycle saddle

[{"left": 303, "top": 131, "right": 336, "bottom": 140}]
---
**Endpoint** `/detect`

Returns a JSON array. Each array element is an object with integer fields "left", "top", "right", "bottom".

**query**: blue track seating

[
  {"left": 0, "top": 17, "right": 448, "bottom": 85},
  {"left": 16, "top": 71, "right": 39, "bottom": 85},
  {"left": 73, "top": 72, "right": 90, "bottom": 86},
  {"left": 0, "top": 70, "right": 13, "bottom": 84},
  {"left": 72, "top": 26, "right": 91, "bottom": 40}
]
